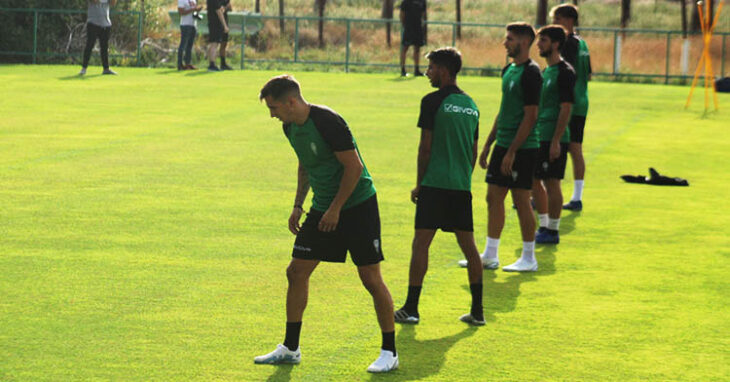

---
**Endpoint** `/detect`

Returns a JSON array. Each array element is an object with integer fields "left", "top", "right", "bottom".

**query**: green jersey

[
  {"left": 496, "top": 59, "right": 542, "bottom": 149},
  {"left": 284, "top": 105, "right": 376, "bottom": 212},
  {"left": 562, "top": 33, "right": 591, "bottom": 116},
  {"left": 417, "top": 85, "right": 480, "bottom": 191},
  {"left": 536, "top": 60, "right": 576, "bottom": 143}
]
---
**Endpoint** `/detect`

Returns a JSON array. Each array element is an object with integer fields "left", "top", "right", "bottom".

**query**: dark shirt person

[
  {"left": 399, "top": 0, "right": 426, "bottom": 76},
  {"left": 206, "top": 0, "right": 230, "bottom": 71},
  {"left": 80, "top": 0, "right": 117, "bottom": 75}
]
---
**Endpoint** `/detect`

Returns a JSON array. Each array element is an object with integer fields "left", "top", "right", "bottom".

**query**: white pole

[
  {"left": 614, "top": 35, "right": 622, "bottom": 74},
  {"left": 681, "top": 38, "right": 691, "bottom": 76}
]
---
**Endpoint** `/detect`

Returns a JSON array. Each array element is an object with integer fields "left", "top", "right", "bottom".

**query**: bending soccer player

[
  {"left": 551, "top": 4, "right": 592, "bottom": 211},
  {"left": 532, "top": 25, "right": 576, "bottom": 245},
  {"left": 394, "top": 48, "right": 485, "bottom": 326},
  {"left": 477, "top": 23, "right": 543, "bottom": 272},
  {"left": 254, "top": 75, "right": 398, "bottom": 373}
]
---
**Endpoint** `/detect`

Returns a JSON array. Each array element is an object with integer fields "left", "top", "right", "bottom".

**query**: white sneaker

[
  {"left": 367, "top": 349, "right": 399, "bottom": 373},
  {"left": 458, "top": 256, "right": 499, "bottom": 269},
  {"left": 502, "top": 257, "right": 538, "bottom": 272},
  {"left": 78, "top": 67, "right": 86, "bottom": 75},
  {"left": 253, "top": 344, "right": 301, "bottom": 364}
]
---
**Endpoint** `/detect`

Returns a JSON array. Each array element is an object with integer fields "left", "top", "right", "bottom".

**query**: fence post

[
  {"left": 294, "top": 17, "right": 299, "bottom": 62},
  {"left": 451, "top": 23, "right": 456, "bottom": 47},
  {"left": 345, "top": 19, "right": 351, "bottom": 73},
  {"left": 665, "top": 32, "right": 671, "bottom": 84},
  {"left": 722, "top": 34, "right": 727, "bottom": 78},
  {"left": 137, "top": 11, "right": 143, "bottom": 66},
  {"left": 32, "top": 10, "right": 38, "bottom": 64},
  {"left": 613, "top": 30, "right": 620, "bottom": 76},
  {"left": 241, "top": 15, "right": 246, "bottom": 69}
]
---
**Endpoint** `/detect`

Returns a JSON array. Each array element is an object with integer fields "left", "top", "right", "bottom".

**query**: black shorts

[
  {"left": 292, "top": 195, "right": 384, "bottom": 266},
  {"left": 401, "top": 27, "right": 425, "bottom": 47},
  {"left": 208, "top": 23, "right": 229, "bottom": 43},
  {"left": 415, "top": 186, "right": 473, "bottom": 232},
  {"left": 486, "top": 145, "right": 538, "bottom": 190},
  {"left": 569, "top": 115, "right": 586, "bottom": 144},
  {"left": 534, "top": 141, "right": 569, "bottom": 180}
]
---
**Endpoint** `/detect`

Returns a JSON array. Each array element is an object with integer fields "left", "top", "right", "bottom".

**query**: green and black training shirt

[
  {"left": 562, "top": 33, "right": 591, "bottom": 117},
  {"left": 496, "top": 59, "right": 543, "bottom": 149},
  {"left": 283, "top": 105, "right": 376, "bottom": 212},
  {"left": 417, "top": 85, "right": 480, "bottom": 191},
  {"left": 536, "top": 60, "right": 576, "bottom": 143}
]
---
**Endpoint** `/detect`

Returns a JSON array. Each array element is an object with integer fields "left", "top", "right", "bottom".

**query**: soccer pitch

[{"left": 0, "top": 65, "right": 728, "bottom": 381}]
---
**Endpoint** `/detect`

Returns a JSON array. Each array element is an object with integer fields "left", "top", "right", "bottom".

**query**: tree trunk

[
  {"left": 255, "top": 0, "right": 260, "bottom": 13},
  {"left": 316, "top": 0, "right": 326, "bottom": 48},
  {"left": 382, "top": 0, "right": 394, "bottom": 48},
  {"left": 681, "top": 0, "right": 688, "bottom": 38},
  {"left": 620, "top": 0, "right": 631, "bottom": 29},
  {"left": 536, "top": 0, "right": 547, "bottom": 26},
  {"left": 456, "top": 0, "right": 461, "bottom": 40},
  {"left": 279, "top": 0, "right": 284, "bottom": 33}
]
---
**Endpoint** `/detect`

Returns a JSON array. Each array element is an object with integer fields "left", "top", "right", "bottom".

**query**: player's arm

[
  {"left": 318, "top": 150, "right": 364, "bottom": 232},
  {"left": 471, "top": 123, "right": 479, "bottom": 171},
  {"left": 412, "top": 95, "right": 436, "bottom": 203},
  {"left": 217, "top": 6, "right": 229, "bottom": 32},
  {"left": 415, "top": 128, "right": 433, "bottom": 188},
  {"left": 289, "top": 162, "right": 310, "bottom": 235},
  {"left": 551, "top": 66, "right": 576, "bottom": 160},
  {"left": 479, "top": 115, "right": 498, "bottom": 169}
]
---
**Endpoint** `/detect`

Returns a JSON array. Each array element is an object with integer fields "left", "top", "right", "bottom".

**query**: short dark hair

[
  {"left": 551, "top": 4, "right": 579, "bottom": 22},
  {"left": 259, "top": 74, "right": 301, "bottom": 101},
  {"left": 506, "top": 22, "right": 536, "bottom": 45},
  {"left": 537, "top": 25, "right": 567, "bottom": 50},
  {"left": 426, "top": 47, "right": 462, "bottom": 77}
]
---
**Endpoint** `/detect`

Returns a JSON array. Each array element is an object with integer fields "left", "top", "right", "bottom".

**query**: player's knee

[{"left": 286, "top": 263, "right": 307, "bottom": 283}]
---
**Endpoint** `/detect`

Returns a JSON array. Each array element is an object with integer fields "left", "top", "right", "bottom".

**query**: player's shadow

[
  {"left": 387, "top": 75, "right": 420, "bottom": 82},
  {"left": 155, "top": 68, "right": 180, "bottom": 75},
  {"left": 557, "top": 211, "right": 579, "bottom": 236},
  {"left": 474, "top": 245, "right": 557, "bottom": 322},
  {"left": 185, "top": 70, "right": 217, "bottom": 77},
  {"left": 368, "top": 324, "right": 477, "bottom": 381},
  {"left": 58, "top": 74, "right": 101, "bottom": 80},
  {"left": 265, "top": 364, "right": 293, "bottom": 382}
]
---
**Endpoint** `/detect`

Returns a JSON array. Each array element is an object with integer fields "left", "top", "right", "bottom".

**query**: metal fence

[
  {"left": 240, "top": 15, "right": 729, "bottom": 84},
  {"left": 0, "top": 7, "right": 143, "bottom": 65}
]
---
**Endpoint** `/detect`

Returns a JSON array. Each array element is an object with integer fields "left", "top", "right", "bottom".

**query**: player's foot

[
  {"left": 102, "top": 69, "right": 117, "bottom": 75},
  {"left": 458, "top": 256, "right": 499, "bottom": 270},
  {"left": 536, "top": 229, "right": 559, "bottom": 244},
  {"left": 185, "top": 64, "right": 198, "bottom": 70},
  {"left": 78, "top": 67, "right": 87, "bottom": 75},
  {"left": 394, "top": 307, "right": 419, "bottom": 324},
  {"left": 459, "top": 313, "right": 486, "bottom": 326},
  {"left": 536, "top": 226, "right": 549, "bottom": 235},
  {"left": 221, "top": 64, "right": 234, "bottom": 70},
  {"left": 400, "top": 67, "right": 407, "bottom": 77},
  {"left": 414, "top": 69, "right": 424, "bottom": 76},
  {"left": 563, "top": 200, "right": 582, "bottom": 211},
  {"left": 367, "top": 349, "right": 399, "bottom": 373},
  {"left": 503, "top": 258, "right": 538, "bottom": 272},
  {"left": 208, "top": 64, "right": 221, "bottom": 72},
  {"left": 253, "top": 344, "right": 301, "bottom": 364}
]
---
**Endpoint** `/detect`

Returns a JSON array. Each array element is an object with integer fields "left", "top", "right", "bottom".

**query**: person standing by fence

[
  {"left": 80, "top": 0, "right": 117, "bottom": 75},
  {"left": 178, "top": 0, "right": 202, "bottom": 70},
  {"left": 206, "top": 0, "right": 230, "bottom": 71},
  {"left": 399, "top": 0, "right": 426, "bottom": 77}
]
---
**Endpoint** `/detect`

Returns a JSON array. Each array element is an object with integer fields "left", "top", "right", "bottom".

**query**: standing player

[
  {"left": 399, "top": 0, "right": 427, "bottom": 77},
  {"left": 475, "top": 23, "right": 542, "bottom": 272},
  {"left": 531, "top": 25, "right": 576, "bottom": 245},
  {"left": 218, "top": 0, "right": 234, "bottom": 70},
  {"left": 394, "top": 48, "right": 485, "bottom": 326},
  {"left": 551, "top": 4, "right": 592, "bottom": 211},
  {"left": 206, "top": 0, "right": 229, "bottom": 71},
  {"left": 254, "top": 75, "right": 398, "bottom": 373}
]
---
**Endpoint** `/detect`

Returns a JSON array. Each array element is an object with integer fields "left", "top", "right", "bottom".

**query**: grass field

[{"left": 0, "top": 65, "right": 729, "bottom": 381}]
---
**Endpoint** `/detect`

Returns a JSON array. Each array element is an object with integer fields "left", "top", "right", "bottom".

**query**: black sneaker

[
  {"left": 207, "top": 64, "right": 221, "bottom": 72},
  {"left": 102, "top": 69, "right": 117, "bottom": 75},
  {"left": 220, "top": 64, "right": 234, "bottom": 70},
  {"left": 414, "top": 70, "right": 424, "bottom": 76},
  {"left": 400, "top": 67, "right": 406, "bottom": 77},
  {"left": 394, "top": 307, "right": 419, "bottom": 324}
]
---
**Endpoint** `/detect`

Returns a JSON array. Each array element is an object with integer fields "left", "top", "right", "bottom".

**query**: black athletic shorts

[
  {"left": 485, "top": 145, "right": 538, "bottom": 190},
  {"left": 292, "top": 194, "right": 384, "bottom": 266},
  {"left": 415, "top": 186, "right": 473, "bottom": 232},
  {"left": 401, "top": 27, "right": 425, "bottom": 47},
  {"left": 207, "top": 23, "right": 229, "bottom": 43},
  {"left": 569, "top": 115, "right": 586, "bottom": 144},
  {"left": 534, "top": 141, "right": 569, "bottom": 180}
]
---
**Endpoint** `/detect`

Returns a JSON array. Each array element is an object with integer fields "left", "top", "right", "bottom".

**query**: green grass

[{"left": 1, "top": 65, "right": 729, "bottom": 381}]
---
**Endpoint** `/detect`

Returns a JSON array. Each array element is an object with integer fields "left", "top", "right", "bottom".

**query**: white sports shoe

[
  {"left": 78, "top": 67, "right": 86, "bottom": 75},
  {"left": 502, "top": 257, "right": 538, "bottom": 272},
  {"left": 253, "top": 344, "right": 301, "bottom": 364},
  {"left": 458, "top": 256, "right": 499, "bottom": 269},
  {"left": 367, "top": 349, "right": 399, "bottom": 373}
]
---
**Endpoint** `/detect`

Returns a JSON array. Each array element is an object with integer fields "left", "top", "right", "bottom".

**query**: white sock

[
  {"left": 538, "top": 214, "right": 549, "bottom": 228},
  {"left": 521, "top": 241, "right": 535, "bottom": 262},
  {"left": 484, "top": 237, "right": 500, "bottom": 260},
  {"left": 548, "top": 218, "right": 561, "bottom": 231},
  {"left": 572, "top": 180, "right": 584, "bottom": 202}
]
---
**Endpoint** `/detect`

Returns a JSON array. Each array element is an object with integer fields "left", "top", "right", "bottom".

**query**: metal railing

[{"left": 0, "top": 7, "right": 143, "bottom": 65}]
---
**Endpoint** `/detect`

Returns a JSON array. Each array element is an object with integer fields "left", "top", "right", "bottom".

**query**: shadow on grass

[
  {"left": 265, "top": 363, "right": 294, "bottom": 382},
  {"left": 386, "top": 75, "right": 420, "bottom": 82},
  {"left": 58, "top": 74, "right": 101, "bottom": 80},
  {"left": 559, "top": 209, "right": 579, "bottom": 236},
  {"left": 185, "top": 70, "right": 217, "bottom": 77},
  {"left": 368, "top": 324, "right": 477, "bottom": 381},
  {"left": 155, "top": 69, "right": 180, "bottom": 75}
]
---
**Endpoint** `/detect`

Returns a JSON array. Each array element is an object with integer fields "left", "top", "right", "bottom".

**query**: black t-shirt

[
  {"left": 400, "top": 0, "right": 426, "bottom": 31},
  {"left": 207, "top": 0, "right": 226, "bottom": 24}
]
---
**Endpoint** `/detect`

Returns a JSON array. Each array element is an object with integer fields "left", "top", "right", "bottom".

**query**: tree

[
  {"left": 681, "top": 0, "right": 688, "bottom": 37},
  {"left": 455, "top": 0, "right": 461, "bottom": 40},
  {"left": 279, "top": 0, "right": 284, "bottom": 33},
  {"left": 620, "top": 0, "right": 631, "bottom": 29},
  {"left": 537, "top": 0, "right": 547, "bottom": 26},
  {"left": 381, "top": 0, "right": 394, "bottom": 47},
  {"left": 315, "top": 0, "right": 327, "bottom": 48}
]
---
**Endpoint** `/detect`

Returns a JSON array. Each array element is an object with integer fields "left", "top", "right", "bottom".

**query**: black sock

[
  {"left": 381, "top": 331, "right": 396, "bottom": 356},
  {"left": 403, "top": 285, "right": 422, "bottom": 314},
  {"left": 221, "top": 56, "right": 227, "bottom": 66},
  {"left": 470, "top": 283, "right": 483, "bottom": 319},
  {"left": 209, "top": 61, "right": 216, "bottom": 67},
  {"left": 283, "top": 321, "right": 302, "bottom": 351}
]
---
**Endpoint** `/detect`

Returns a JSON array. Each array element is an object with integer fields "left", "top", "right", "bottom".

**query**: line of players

[{"left": 253, "top": 3, "right": 591, "bottom": 374}]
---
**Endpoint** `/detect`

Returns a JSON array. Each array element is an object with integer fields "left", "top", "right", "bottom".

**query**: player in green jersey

[
  {"left": 394, "top": 47, "right": 485, "bottom": 326},
  {"left": 254, "top": 75, "right": 398, "bottom": 373},
  {"left": 479, "top": 22, "right": 543, "bottom": 272},
  {"left": 532, "top": 25, "right": 576, "bottom": 245},
  {"left": 551, "top": 4, "right": 592, "bottom": 211}
]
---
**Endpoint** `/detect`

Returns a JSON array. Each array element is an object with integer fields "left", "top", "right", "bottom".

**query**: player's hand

[
  {"left": 223, "top": 26, "right": 230, "bottom": 34},
  {"left": 288, "top": 207, "right": 304, "bottom": 235},
  {"left": 549, "top": 140, "right": 560, "bottom": 161},
  {"left": 411, "top": 186, "right": 420, "bottom": 204},
  {"left": 501, "top": 149, "right": 515, "bottom": 176},
  {"left": 478, "top": 147, "right": 490, "bottom": 169},
  {"left": 318, "top": 207, "right": 340, "bottom": 232}
]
